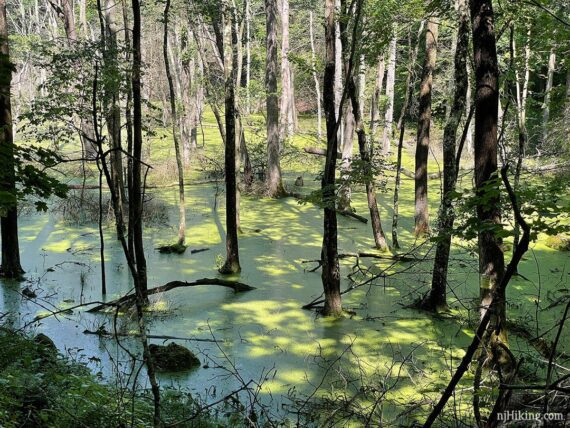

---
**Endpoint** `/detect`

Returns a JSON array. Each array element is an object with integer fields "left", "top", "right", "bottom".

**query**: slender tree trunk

[
  {"left": 265, "top": 0, "right": 284, "bottom": 197},
  {"left": 279, "top": 0, "right": 295, "bottom": 140},
  {"left": 345, "top": 59, "right": 389, "bottom": 250},
  {"left": 392, "top": 21, "right": 424, "bottom": 249},
  {"left": 180, "top": 28, "right": 193, "bottom": 164},
  {"left": 470, "top": 0, "right": 508, "bottom": 354},
  {"left": 382, "top": 33, "right": 397, "bottom": 154},
  {"left": 220, "top": 0, "right": 241, "bottom": 274},
  {"left": 465, "top": 60, "right": 474, "bottom": 154},
  {"left": 321, "top": 0, "right": 342, "bottom": 316},
  {"left": 414, "top": 18, "right": 439, "bottom": 237},
  {"left": 541, "top": 47, "right": 556, "bottom": 145},
  {"left": 309, "top": 11, "right": 322, "bottom": 142},
  {"left": 422, "top": 0, "right": 469, "bottom": 312},
  {"left": 370, "top": 55, "right": 385, "bottom": 136},
  {"left": 0, "top": 0, "right": 24, "bottom": 278},
  {"left": 513, "top": 26, "right": 530, "bottom": 253},
  {"left": 338, "top": 102, "right": 354, "bottom": 211},
  {"left": 334, "top": 0, "right": 343, "bottom": 147},
  {"left": 104, "top": 0, "right": 126, "bottom": 230},
  {"left": 245, "top": 0, "right": 251, "bottom": 114},
  {"left": 130, "top": 0, "right": 161, "bottom": 423},
  {"left": 163, "top": 0, "right": 186, "bottom": 246}
]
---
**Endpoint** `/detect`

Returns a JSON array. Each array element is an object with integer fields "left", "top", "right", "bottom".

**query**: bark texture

[
  {"left": 423, "top": 0, "right": 469, "bottom": 311},
  {"left": 0, "top": 0, "right": 24, "bottom": 278},
  {"left": 265, "top": 0, "right": 284, "bottom": 197},
  {"left": 470, "top": 0, "right": 507, "bottom": 351},
  {"left": 321, "top": 0, "right": 342, "bottom": 316},
  {"left": 414, "top": 18, "right": 439, "bottom": 237}
]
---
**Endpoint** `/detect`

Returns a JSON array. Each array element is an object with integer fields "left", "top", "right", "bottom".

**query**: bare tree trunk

[
  {"left": 344, "top": 57, "right": 389, "bottom": 250},
  {"left": 513, "top": 25, "right": 530, "bottom": 253},
  {"left": 279, "top": 0, "right": 295, "bottom": 140},
  {"left": 131, "top": 0, "right": 161, "bottom": 423},
  {"left": 422, "top": 0, "right": 469, "bottom": 312},
  {"left": 265, "top": 0, "right": 285, "bottom": 197},
  {"left": 370, "top": 55, "right": 385, "bottom": 136},
  {"left": 321, "top": 0, "right": 342, "bottom": 316},
  {"left": 104, "top": 0, "right": 126, "bottom": 224},
  {"left": 470, "top": 0, "right": 508, "bottom": 355},
  {"left": 220, "top": 0, "right": 241, "bottom": 274},
  {"left": 392, "top": 21, "right": 424, "bottom": 249},
  {"left": 180, "top": 28, "right": 193, "bottom": 164},
  {"left": 0, "top": 0, "right": 24, "bottom": 278},
  {"left": 334, "top": 0, "right": 343, "bottom": 147},
  {"left": 542, "top": 47, "right": 556, "bottom": 146},
  {"left": 338, "top": 102, "right": 354, "bottom": 211},
  {"left": 465, "top": 60, "right": 474, "bottom": 154},
  {"left": 414, "top": 18, "right": 439, "bottom": 237},
  {"left": 309, "top": 11, "right": 322, "bottom": 142},
  {"left": 245, "top": 0, "right": 251, "bottom": 114},
  {"left": 382, "top": 33, "right": 397, "bottom": 154},
  {"left": 79, "top": 0, "right": 88, "bottom": 37},
  {"left": 163, "top": 0, "right": 186, "bottom": 246}
]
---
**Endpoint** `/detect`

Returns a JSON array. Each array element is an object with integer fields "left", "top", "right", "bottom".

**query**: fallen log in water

[
  {"left": 399, "top": 167, "right": 442, "bottom": 180},
  {"left": 83, "top": 328, "right": 221, "bottom": 343},
  {"left": 87, "top": 278, "right": 256, "bottom": 312},
  {"left": 303, "top": 147, "right": 342, "bottom": 159},
  {"left": 286, "top": 192, "right": 368, "bottom": 224}
]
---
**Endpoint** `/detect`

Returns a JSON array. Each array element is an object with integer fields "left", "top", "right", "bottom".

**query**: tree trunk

[
  {"left": 334, "top": 0, "right": 343, "bottom": 147},
  {"left": 220, "top": 0, "right": 241, "bottom": 274},
  {"left": 265, "top": 0, "right": 284, "bottom": 197},
  {"left": 382, "top": 33, "right": 397, "bottom": 154},
  {"left": 470, "top": 0, "right": 507, "bottom": 352},
  {"left": 370, "top": 54, "right": 385, "bottom": 137},
  {"left": 245, "top": 0, "right": 251, "bottom": 114},
  {"left": 0, "top": 0, "right": 24, "bottom": 278},
  {"left": 338, "top": 102, "right": 354, "bottom": 211},
  {"left": 392, "top": 21, "right": 424, "bottom": 249},
  {"left": 465, "top": 60, "right": 474, "bottom": 154},
  {"left": 279, "top": 0, "right": 295, "bottom": 140},
  {"left": 513, "top": 26, "right": 530, "bottom": 253},
  {"left": 104, "top": 0, "right": 126, "bottom": 228},
  {"left": 423, "top": 0, "right": 469, "bottom": 312},
  {"left": 321, "top": 0, "right": 342, "bottom": 316},
  {"left": 541, "top": 47, "right": 556, "bottom": 146},
  {"left": 345, "top": 63, "right": 389, "bottom": 250},
  {"left": 414, "top": 18, "right": 439, "bottom": 237},
  {"left": 163, "top": 0, "right": 186, "bottom": 246},
  {"left": 180, "top": 28, "right": 193, "bottom": 164},
  {"left": 309, "top": 11, "right": 322, "bottom": 143}
]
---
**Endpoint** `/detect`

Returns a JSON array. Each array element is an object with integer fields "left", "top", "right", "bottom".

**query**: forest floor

[{"left": 2, "top": 112, "right": 569, "bottom": 426}]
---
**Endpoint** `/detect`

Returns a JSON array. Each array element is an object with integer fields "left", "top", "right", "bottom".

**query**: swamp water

[{"left": 1, "top": 180, "right": 568, "bottom": 425}]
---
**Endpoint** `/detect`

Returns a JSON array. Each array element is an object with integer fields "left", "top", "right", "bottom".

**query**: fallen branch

[
  {"left": 338, "top": 210, "right": 368, "bottom": 224},
  {"left": 83, "top": 329, "right": 221, "bottom": 343},
  {"left": 339, "top": 251, "right": 416, "bottom": 262},
  {"left": 87, "top": 278, "right": 256, "bottom": 312},
  {"left": 303, "top": 147, "right": 341, "bottom": 159},
  {"left": 400, "top": 167, "right": 441, "bottom": 180}
]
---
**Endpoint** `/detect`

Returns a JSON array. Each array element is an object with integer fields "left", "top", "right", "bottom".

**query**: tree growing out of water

[{"left": 0, "top": 0, "right": 22, "bottom": 279}]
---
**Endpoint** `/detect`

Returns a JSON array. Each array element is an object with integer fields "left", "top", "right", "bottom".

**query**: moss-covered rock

[
  {"left": 545, "top": 234, "right": 570, "bottom": 251},
  {"left": 149, "top": 342, "right": 200, "bottom": 372}
]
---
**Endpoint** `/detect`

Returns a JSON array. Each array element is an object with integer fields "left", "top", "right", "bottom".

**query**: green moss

[{"left": 545, "top": 234, "right": 570, "bottom": 251}]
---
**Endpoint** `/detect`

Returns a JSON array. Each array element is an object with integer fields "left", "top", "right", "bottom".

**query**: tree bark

[
  {"left": 392, "top": 21, "right": 424, "bottom": 249},
  {"left": 338, "top": 102, "right": 354, "bottom": 211},
  {"left": 470, "top": 0, "right": 507, "bottom": 350},
  {"left": 414, "top": 18, "right": 439, "bottom": 237},
  {"left": 220, "top": 0, "right": 241, "bottom": 274},
  {"left": 163, "top": 0, "right": 186, "bottom": 246},
  {"left": 370, "top": 54, "right": 385, "bottom": 137},
  {"left": 321, "top": 0, "right": 342, "bottom": 316},
  {"left": 513, "top": 25, "right": 530, "bottom": 253},
  {"left": 0, "top": 0, "right": 24, "bottom": 278},
  {"left": 265, "top": 0, "right": 285, "bottom": 197},
  {"left": 309, "top": 11, "right": 322, "bottom": 142},
  {"left": 422, "top": 0, "right": 469, "bottom": 312},
  {"left": 279, "top": 0, "right": 295, "bottom": 140},
  {"left": 382, "top": 33, "right": 397, "bottom": 154},
  {"left": 541, "top": 47, "right": 556, "bottom": 146}
]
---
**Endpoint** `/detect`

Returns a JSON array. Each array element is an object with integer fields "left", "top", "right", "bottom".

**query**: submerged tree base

[{"left": 156, "top": 243, "right": 188, "bottom": 254}]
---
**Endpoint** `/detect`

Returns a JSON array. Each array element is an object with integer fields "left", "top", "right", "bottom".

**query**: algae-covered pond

[{"left": 2, "top": 164, "right": 569, "bottom": 424}]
